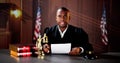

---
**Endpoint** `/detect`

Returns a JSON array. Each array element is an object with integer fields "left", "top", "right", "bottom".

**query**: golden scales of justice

[{"left": 36, "top": 33, "right": 48, "bottom": 59}]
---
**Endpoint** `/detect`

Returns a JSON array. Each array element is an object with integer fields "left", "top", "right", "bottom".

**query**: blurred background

[{"left": 0, "top": 0, "right": 120, "bottom": 54}]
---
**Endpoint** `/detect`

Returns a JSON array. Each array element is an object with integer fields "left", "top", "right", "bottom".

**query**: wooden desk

[{"left": 0, "top": 49, "right": 120, "bottom": 63}]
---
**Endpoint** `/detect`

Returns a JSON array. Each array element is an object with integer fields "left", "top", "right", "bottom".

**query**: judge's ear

[
  {"left": 67, "top": 12, "right": 71, "bottom": 21},
  {"left": 69, "top": 16, "right": 71, "bottom": 20}
]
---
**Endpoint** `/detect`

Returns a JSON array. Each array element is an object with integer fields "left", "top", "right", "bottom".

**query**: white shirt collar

[{"left": 58, "top": 25, "right": 68, "bottom": 38}]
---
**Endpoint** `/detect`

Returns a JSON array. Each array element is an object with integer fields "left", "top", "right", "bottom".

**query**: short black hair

[{"left": 58, "top": 7, "right": 69, "bottom": 12}]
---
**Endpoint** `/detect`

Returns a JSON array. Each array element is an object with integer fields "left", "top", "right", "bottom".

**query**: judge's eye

[
  {"left": 58, "top": 15, "right": 62, "bottom": 18},
  {"left": 58, "top": 15, "right": 67, "bottom": 18}
]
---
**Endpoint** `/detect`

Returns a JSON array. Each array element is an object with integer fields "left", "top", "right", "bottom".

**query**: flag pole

[{"left": 20, "top": 0, "right": 23, "bottom": 43}]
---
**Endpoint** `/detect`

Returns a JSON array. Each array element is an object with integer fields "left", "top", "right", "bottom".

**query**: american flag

[
  {"left": 33, "top": 7, "right": 41, "bottom": 41},
  {"left": 100, "top": 5, "right": 108, "bottom": 45}
]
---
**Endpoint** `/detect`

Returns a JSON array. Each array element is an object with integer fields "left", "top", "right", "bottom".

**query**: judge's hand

[
  {"left": 43, "top": 44, "right": 50, "bottom": 53},
  {"left": 69, "top": 47, "right": 81, "bottom": 55}
]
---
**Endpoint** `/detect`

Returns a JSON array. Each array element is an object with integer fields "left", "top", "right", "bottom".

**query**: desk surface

[{"left": 0, "top": 49, "right": 120, "bottom": 63}]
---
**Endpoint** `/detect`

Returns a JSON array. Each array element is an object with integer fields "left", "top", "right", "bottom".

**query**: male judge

[{"left": 43, "top": 7, "right": 96, "bottom": 59}]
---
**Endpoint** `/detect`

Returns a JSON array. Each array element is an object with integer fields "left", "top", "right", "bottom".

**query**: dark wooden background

[{"left": 0, "top": 0, "right": 120, "bottom": 53}]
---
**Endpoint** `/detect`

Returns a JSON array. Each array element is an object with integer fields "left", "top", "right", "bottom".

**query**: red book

[{"left": 9, "top": 44, "right": 38, "bottom": 57}]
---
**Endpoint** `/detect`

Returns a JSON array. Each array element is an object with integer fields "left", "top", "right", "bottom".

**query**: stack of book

[{"left": 9, "top": 44, "right": 38, "bottom": 57}]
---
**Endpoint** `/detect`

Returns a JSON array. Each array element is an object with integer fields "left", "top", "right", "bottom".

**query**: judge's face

[{"left": 56, "top": 9, "right": 70, "bottom": 28}]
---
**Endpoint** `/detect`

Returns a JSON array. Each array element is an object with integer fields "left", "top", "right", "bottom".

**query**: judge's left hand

[
  {"left": 43, "top": 44, "right": 50, "bottom": 53},
  {"left": 69, "top": 47, "right": 81, "bottom": 55}
]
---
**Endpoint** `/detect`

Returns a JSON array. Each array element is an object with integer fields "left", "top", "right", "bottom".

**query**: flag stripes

[
  {"left": 100, "top": 5, "right": 108, "bottom": 45},
  {"left": 33, "top": 7, "right": 41, "bottom": 41}
]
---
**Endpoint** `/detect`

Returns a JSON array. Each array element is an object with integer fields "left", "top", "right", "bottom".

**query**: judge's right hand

[
  {"left": 69, "top": 47, "right": 81, "bottom": 55},
  {"left": 43, "top": 44, "right": 50, "bottom": 53}
]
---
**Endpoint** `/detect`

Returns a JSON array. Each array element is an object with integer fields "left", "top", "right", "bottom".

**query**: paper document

[{"left": 51, "top": 43, "right": 71, "bottom": 54}]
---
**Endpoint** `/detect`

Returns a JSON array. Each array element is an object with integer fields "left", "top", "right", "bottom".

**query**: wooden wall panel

[
  {"left": 81, "top": 0, "right": 106, "bottom": 53},
  {"left": 8, "top": 0, "right": 33, "bottom": 44},
  {"left": 108, "top": 0, "right": 120, "bottom": 52},
  {"left": 1, "top": 0, "right": 34, "bottom": 44},
  {"left": 0, "top": 3, "right": 11, "bottom": 49},
  {"left": 9, "top": 0, "right": 21, "bottom": 8},
  {"left": 21, "top": 0, "right": 33, "bottom": 44},
  {"left": 0, "top": 0, "right": 8, "bottom": 3},
  {"left": 8, "top": 1, "right": 21, "bottom": 44},
  {"left": 0, "top": 32, "right": 11, "bottom": 49}
]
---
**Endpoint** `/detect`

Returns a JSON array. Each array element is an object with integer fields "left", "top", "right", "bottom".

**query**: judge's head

[{"left": 56, "top": 7, "right": 70, "bottom": 28}]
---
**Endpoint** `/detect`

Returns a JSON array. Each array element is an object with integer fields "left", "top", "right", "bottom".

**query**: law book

[{"left": 9, "top": 44, "right": 38, "bottom": 57}]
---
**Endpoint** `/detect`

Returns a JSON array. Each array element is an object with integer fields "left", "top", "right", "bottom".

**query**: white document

[{"left": 51, "top": 43, "right": 71, "bottom": 54}]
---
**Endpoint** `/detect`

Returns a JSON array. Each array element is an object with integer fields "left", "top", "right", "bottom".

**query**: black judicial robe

[{"left": 44, "top": 25, "right": 93, "bottom": 54}]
